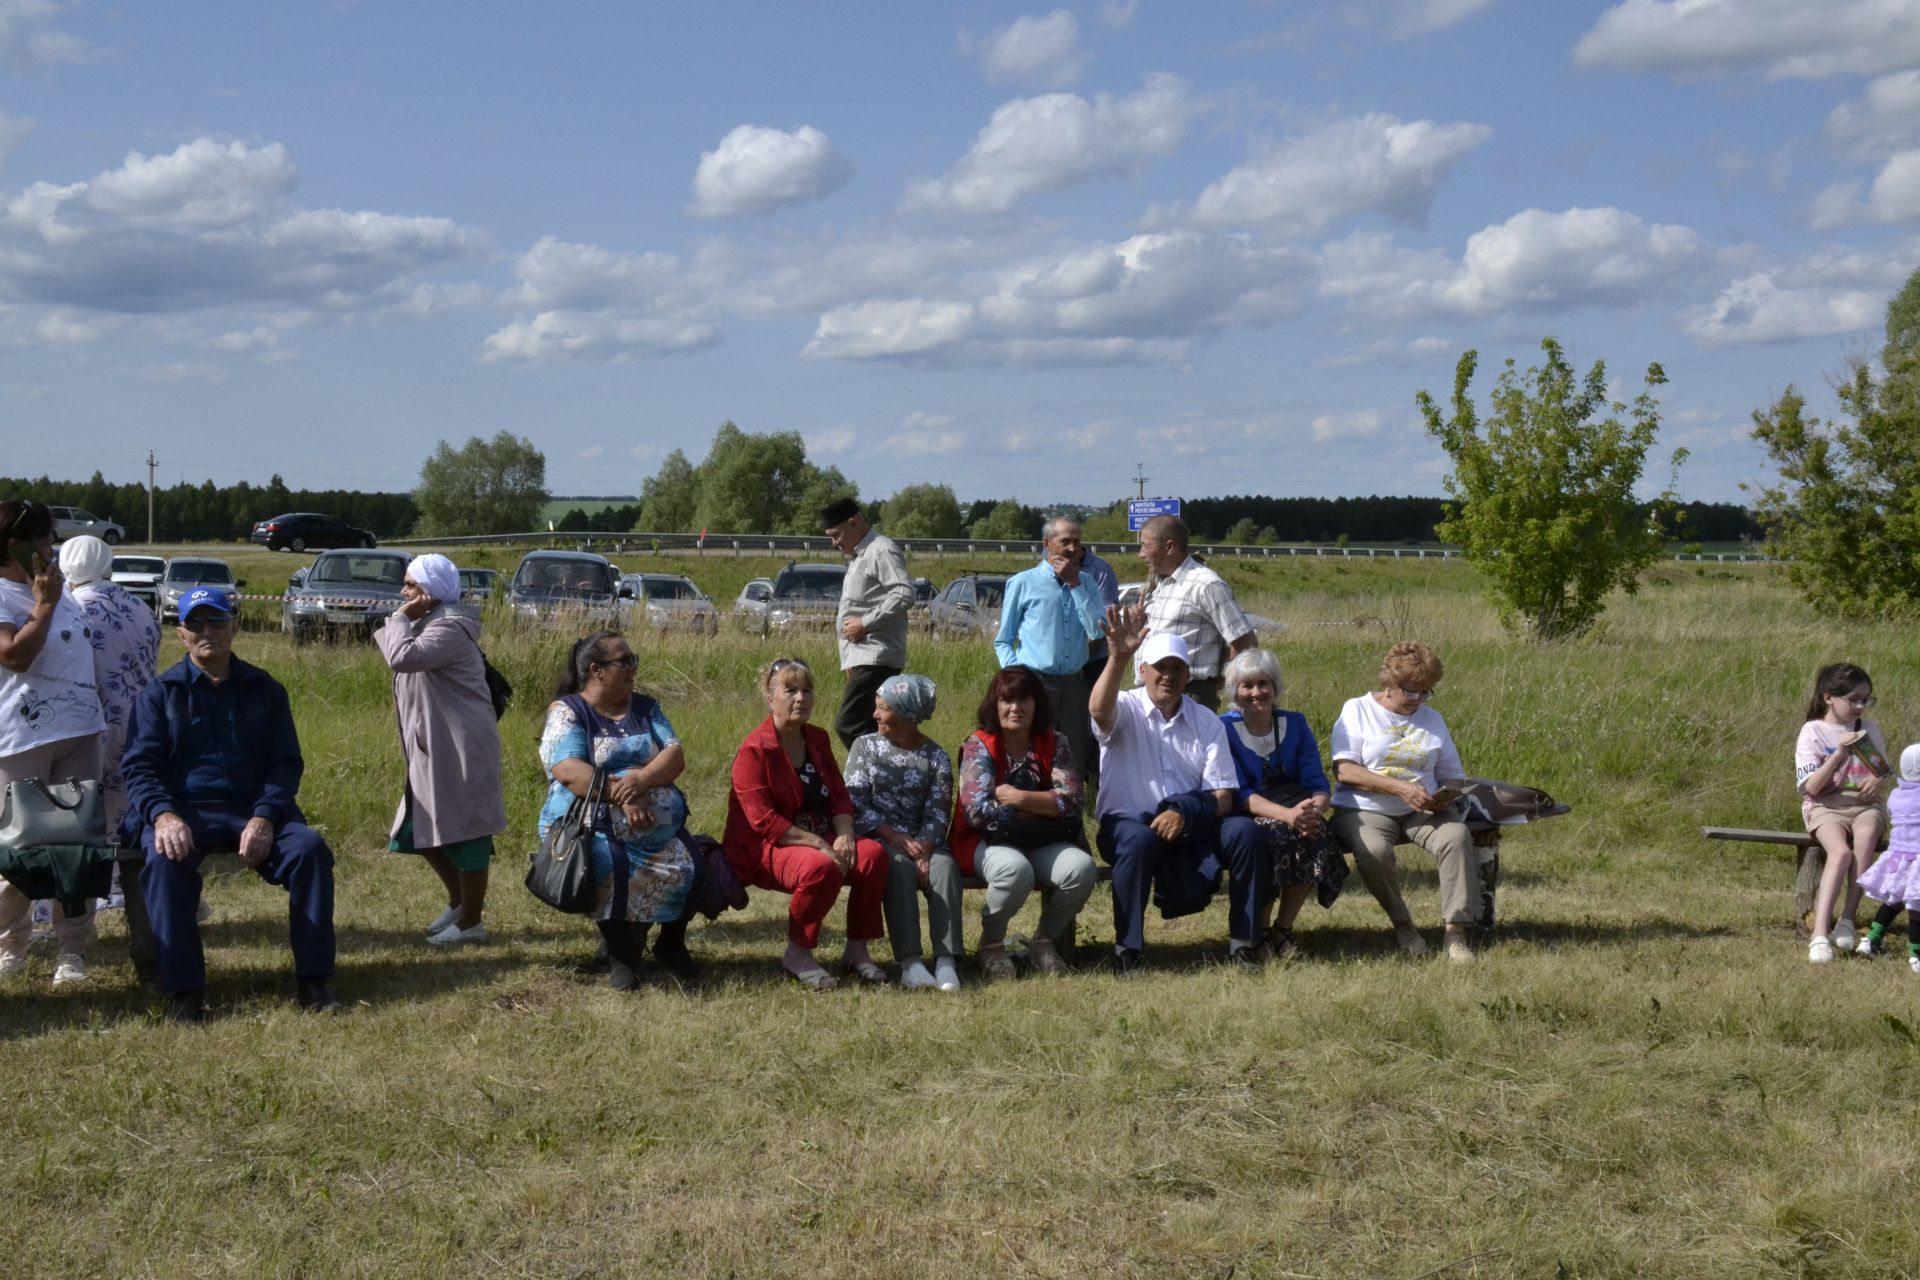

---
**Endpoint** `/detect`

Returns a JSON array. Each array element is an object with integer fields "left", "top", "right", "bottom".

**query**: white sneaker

[
  {"left": 1809, "top": 936, "right": 1834, "bottom": 964},
  {"left": 0, "top": 954, "right": 25, "bottom": 978},
  {"left": 1857, "top": 934, "right": 1880, "bottom": 958},
  {"left": 426, "top": 922, "right": 487, "bottom": 947},
  {"left": 425, "top": 905, "right": 460, "bottom": 936},
  {"left": 1832, "top": 918, "right": 1858, "bottom": 952},
  {"left": 933, "top": 957, "right": 961, "bottom": 992},
  {"left": 52, "top": 956, "right": 87, "bottom": 985},
  {"left": 899, "top": 959, "right": 937, "bottom": 990},
  {"left": 1909, "top": 954, "right": 1920, "bottom": 976}
]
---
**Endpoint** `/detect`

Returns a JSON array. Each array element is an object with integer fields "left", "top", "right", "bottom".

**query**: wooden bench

[{"left": 1702, "top": 826, "right": 1888, "bottom": 933}]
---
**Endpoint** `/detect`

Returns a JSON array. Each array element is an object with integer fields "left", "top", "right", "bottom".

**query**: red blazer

[{"left": 723, "top": 717, "right": 855, "bottom": 875}]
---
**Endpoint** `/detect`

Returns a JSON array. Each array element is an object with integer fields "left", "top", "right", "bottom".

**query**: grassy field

[{"left": 5, "top": 553, "right": 1920, "bottom": 1278}]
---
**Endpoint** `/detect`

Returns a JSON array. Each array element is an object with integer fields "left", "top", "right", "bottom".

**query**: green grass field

[{"left": 5, "top": 553, "right": 1918, "bottom": 1278}]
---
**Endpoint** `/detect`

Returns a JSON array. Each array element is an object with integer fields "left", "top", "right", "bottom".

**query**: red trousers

[{"left": 737, "top": 837, "right": 887, "bottom": 948}]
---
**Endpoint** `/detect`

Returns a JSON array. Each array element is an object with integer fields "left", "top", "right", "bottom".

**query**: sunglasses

[
  {"left": 1397, "top": 686, "right": 1436, "bottom": 702},
  {"left": 593, "top": 653, "right": 639, "bottom": 670},
  {"left": 182, "top": 615, "right": 234, "bottom": 633}
]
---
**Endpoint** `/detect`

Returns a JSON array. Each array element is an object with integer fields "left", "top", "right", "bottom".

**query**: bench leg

[{"left": 1795, "top": 845, "right": 1825, "bottom": 936}]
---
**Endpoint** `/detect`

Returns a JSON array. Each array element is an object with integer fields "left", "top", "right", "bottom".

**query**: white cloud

[
  {"left": 903, "top": 74, "right": 1198, "bottom": 215},
  {"left": 209, "top": 325, "right": 280, "bottom": 354},
  {"left": 143, "top": 361, "right": 225, "bottom": 384},
  {"left": 1313, "top": 334, "right": 1453, "bottom": 368},
  {"left": 1825, "top": 71, "right": 1920, "bottom": 162},
  {"left": 1318, "top": 208, "right": 1710, "bottom": 318},
  {"left": 806, "top": 426, "right": 856, "bottom": 455},
  {"left": 974, "top": 10, "right": 1087, "bottom": 88},
  {"left": 0, "top": 0, "right": 93, "bottom": 71},
  {"left": 479, "top": 311, "right": 718, "bottom": 363},
  {"left": 1183, "top": 112, "right": 1490, "bottom": 236},
  {"left": 897, "top": 410, "right": 966, "bottom": 455},
  {"left": 482, "top": 236, "right": 719, "bottom": 363},
  {"left": 507, "top": 236, "right": 684, "bottom": 311},
  {"left": 1811, "top": 151, "right": 1920, "bottom": 228},
  {"left": 1685, "top": 272, "right": 1886, "bottom": 345},
  {"left": 1311, "top": 408, "right": 1385, "bottom": 443},
  {"left": 34, "top": 311, "right": 110, "bottom": 344},
  {"left": 687, "top": 124, "right": 852, "bottom": 219},
  {"left": 1098, "top": 1, "right": 1141, "bottom": 29},
  {"left": 578, "top": 444, "right": 605, "bottom": 460},
  {"left": 1573, "top": 0, "right": 1920, "bottom": 81},
  {"left": 1344, "top": 0, "right": 1494, "bottom": 39},
  {"left": 0, "top": 137, "right": 487, "bottom": 321}
]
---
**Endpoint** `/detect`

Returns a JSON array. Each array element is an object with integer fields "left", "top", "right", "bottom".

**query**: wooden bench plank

[{"left": 1702, "top": 826, "right": 1820, "bottom": 849}]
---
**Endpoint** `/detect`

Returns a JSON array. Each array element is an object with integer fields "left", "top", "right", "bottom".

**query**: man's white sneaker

[
  {"left": 1832, "top": 918, "right": 1859, "bottom": 952},
  {"left": 1809, "top": 936, "right": 1835, "bottom": 964},
  {"left": 1909, "top": 954, "right": 1920, "bottom": 976},
  {"left": 426, "top": 923, "right": 487, "bottom": 947},
  {"left": 899, "top": 960, "right": 937, "bottom": 990},
  {"left": 933, "top": 957, "right": 961, "bottom": 992},
  {"left": 52, "top": 956, "right": 87, "bottom": 985}
]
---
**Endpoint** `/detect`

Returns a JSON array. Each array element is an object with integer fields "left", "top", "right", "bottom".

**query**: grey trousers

[
  {"left": 884, "top": 849, "right": 965, "bottom": 962},
  {"left": 977, "top": 841, "right": 1098, "bottom": 946},
  {"left": 1331, "top": 806, "right": 1481, "bottom": 925}
]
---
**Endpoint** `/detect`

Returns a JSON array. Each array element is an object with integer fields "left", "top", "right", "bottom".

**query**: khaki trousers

[{"left": 1332, "top": 806, "right": 1481, "bottom": 926}]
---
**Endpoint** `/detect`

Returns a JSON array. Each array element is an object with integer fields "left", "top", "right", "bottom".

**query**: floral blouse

[
  {"left": 957, "top": 732, "right": 1081, "bottom": 831},
  {"left": 844, "top": 732, "right": 953, "bottom": 847},
  {"left": 72, "top": 580, "right": 160, "bottom": 815}
]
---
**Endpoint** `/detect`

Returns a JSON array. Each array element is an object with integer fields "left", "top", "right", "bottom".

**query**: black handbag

[
  {"left": 526, "top": 767, "right": 603, "bottom": 914},
  {"left": 480, "top": 652, "right": 513, "bottom": 720}
]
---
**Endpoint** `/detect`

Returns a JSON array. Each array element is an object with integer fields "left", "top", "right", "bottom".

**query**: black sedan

[{"left": 250, "top": 512, "right": 377, "bottom": 552}]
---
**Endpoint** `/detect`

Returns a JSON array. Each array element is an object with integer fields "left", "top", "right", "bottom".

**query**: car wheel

[
  {"left": 102, "top": 529, "right": 121, "bottom": 546},
  {"left": 361, "top": 535, "right": 376, "bottom": 549},
  {"left": 290, "top": 537, "right": 306, "bottom": 552}
]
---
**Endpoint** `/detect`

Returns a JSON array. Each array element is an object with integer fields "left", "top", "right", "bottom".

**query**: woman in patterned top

[
  {"left": 844, "top": 674, "right": 960, "bottom": 991},
  {"left": 538, "top": 631, "right": 698, "bottom": 990},
  {"left": 949, "top": 664, "right": 1096, "bottom": 980}
]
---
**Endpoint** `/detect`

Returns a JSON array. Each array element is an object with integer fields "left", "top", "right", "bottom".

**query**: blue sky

[{"left": 3, "top": 0, "right": 1917, "bottom": 508}]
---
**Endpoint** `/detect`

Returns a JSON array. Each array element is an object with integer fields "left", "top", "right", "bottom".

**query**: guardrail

[{"left": 389, "top": 528, "right": 1774, "bottom": 564}]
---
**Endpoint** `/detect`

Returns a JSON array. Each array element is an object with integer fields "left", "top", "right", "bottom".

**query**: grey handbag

[{"left": 0, "top": 777, "right": 108, "bottom": 848}]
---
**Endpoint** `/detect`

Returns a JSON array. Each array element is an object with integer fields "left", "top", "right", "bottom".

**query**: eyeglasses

[
  {"left": 182, "top": 615, "right": 233, "bottom": 633},
  {"left": 593, "top": 653, "right": 639, "bottom": 670},
  {"left": 1397, "top": 686, "right": 1436, "bottom": 702},
  {"left": 1839, "top": 693, "right": 1876, "bottom": 708},
  {"left": 771, "top": 657, "right": 810, "bottom": 674}
]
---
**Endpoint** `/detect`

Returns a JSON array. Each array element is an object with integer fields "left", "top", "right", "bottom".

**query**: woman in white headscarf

[
  {"left": 374, "top": 553, "right": 507, "bottom": 945},
  {"left": 60, "top": 535, "right": 162, "bottom": 941}
]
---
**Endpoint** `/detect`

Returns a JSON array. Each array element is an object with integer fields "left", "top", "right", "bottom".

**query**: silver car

[
  {"left": 622, "top": 573, "right": 719, "bottom": 635},
  {"left": 159, "top": 557, "right": 239, "bottom": 624},
  {"left": 50, "top": 506, "right": 126, "bottom": 545},
  {"left": 282, "top": 549, "right": 409, "bottom": 643}
]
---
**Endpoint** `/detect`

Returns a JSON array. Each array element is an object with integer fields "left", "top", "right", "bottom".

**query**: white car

[
  {"left": 50, "top": 506, "right": 126, "bottom": 545},
  {"left": 111, "top": 555, "right": 167, "bottom": 611}
]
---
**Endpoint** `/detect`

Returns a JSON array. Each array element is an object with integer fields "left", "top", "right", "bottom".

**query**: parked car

[
  {"left": 458, "top": 568, "right": 502, "bottom": 602},
  {"left": 928, "top": 572, "right": 1008, "bottom": 637},
  {"left": 762, "top": 561, "right": 846, "bottom": 632},
  {"left": 249, "top": 512, "right": 376, "bottom": 552},
  {"left": 159, "top": 558, "right": 241, "bottom": 624},
  {"left": 733, "top": 577, "right": 774, "bottom": 626},
  {"left": 622, "top": 573, "right": 719, "bottom": 635},
  {"left": 1117, "top": 581, "right": 1147, "bottom": 608},
  {"left": 281, "top": 549, "right": 410, "bottom": 643},
  {"left": 506, "top": 551, "right": 629, "bottom": 626},
  {"left": 111, "top": 555, "right": 166, "bottom": 610},
  {"left": 911, "top": 577, "right": 935, "bottom": 608},
  {"left": 50, "top": 506, "right": 125, "bottom": 545}
]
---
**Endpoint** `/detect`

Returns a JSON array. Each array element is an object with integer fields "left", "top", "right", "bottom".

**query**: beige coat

[{"left": 376, "top": 609, "right": 507, "bottom": 847}]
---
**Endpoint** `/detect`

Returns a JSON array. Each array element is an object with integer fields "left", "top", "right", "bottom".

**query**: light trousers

[
  {"left": 1332, "top": 806, "right": 1481, "bottom": 926},
  {"left": 882, "top": 848, "right": 964, "bottom": 962},
  {"left": 976, "top": 841, "right": 1098, "bottom": 946}
]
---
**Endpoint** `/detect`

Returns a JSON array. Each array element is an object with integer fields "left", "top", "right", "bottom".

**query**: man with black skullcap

[{"left": 822, "top": 498, "right": 913, "bottom": 747}]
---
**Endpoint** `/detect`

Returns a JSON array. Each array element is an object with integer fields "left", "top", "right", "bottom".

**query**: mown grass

[{"left": 5, "top": 554, "right": 1920, "bottom": 1278}]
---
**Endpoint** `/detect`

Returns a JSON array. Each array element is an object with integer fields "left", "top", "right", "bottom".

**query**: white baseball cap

[
  {"left": 1136, "top": 631, "right": 1190, "bottom": 669},
  {"left": 1902, "top": 742, "right": 1920, "bottom": 783}
]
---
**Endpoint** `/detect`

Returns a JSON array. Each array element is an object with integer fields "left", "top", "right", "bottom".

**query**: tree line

[{"left": 0, "top": 472, "right": 418, "bottom": 541}]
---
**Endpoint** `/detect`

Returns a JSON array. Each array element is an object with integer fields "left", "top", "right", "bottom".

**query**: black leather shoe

[
  {"left": 1108, "top": 949, "right": 1147, "bottom": 978},
  {"left": 295, "top": 979, "right": 339, "bottom": 1013},
  {"left": 652, "top": 933, "right": 701, "bottom": 983},
  {"left": 167, "top": 990, "right": 205, "bottom": 1024}
]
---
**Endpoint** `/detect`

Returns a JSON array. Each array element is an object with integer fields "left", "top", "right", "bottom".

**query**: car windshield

[
  {"left": 167, "top": 562, "right": 233, "bottom": 584},
  {"left": 639, "top": 578, "right": 698, "bottom": 600},
  {"left": 514, "top": 560, "right": 615, "bottom": 595},
  {"left": 114, "top": 558, "right": 165, "bottom": 575},
  {"left": 772, "top": 568, "right": 844, "bottom": 600},
  {"left": 310, "top": 556, "right": 405, "bottom": 587},
  {"left": 974, "top": 580, "right": 1006, "bottom": 608},
  {"left": 458, "top": 570, "right": 495, "bottom": 588}
]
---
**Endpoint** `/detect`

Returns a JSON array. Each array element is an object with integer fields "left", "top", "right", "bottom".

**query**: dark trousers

[
  {"left": 835, "top": 664, "right": 900, "bottom": 748},
  {"left": 1184, "top": 677, "right": 1223, "bottom": 712},
  {"left": 1080, "top": 652, "right": 1107, "bottom": 783},
  {"left": 1036, "top": 669, "right": 1093, "bottom": 785},
  {"left": 1098, "top": 813, "right": 1268, "bottom": 954},
  {"left": 138, "top": 807, "right": 336, "bottom": 994}
]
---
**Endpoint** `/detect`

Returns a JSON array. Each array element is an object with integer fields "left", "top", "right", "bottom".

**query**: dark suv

[
  {"left": 250, "top": 512, "right": 376, "bottom": 552},
  {"left": 760, "top": 561, "right": 846, "bottom": 633},
  {"left": 507, "top": 551, "right": 630, "bottom": 626}
]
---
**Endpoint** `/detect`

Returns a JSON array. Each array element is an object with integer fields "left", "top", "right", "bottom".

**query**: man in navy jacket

[{"left": 121, "top": 586, "right": 336, "bottom": 1022}]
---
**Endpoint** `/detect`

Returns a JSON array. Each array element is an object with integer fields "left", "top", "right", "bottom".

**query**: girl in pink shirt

[{"left": 1795, "top": 662, "right": 1890, "bottom": 963}]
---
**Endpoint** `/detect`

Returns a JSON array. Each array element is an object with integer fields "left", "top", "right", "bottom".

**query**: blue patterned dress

[
  {"left": 537, "top": 695, "right": 696, "bottom": 923},
  {"left": 70, "top": 580, "right": 160, "bottom": 836}
]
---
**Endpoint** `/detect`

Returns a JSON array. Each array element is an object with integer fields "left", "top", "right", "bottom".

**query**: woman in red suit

[{"left": 723, "top": 658, "right": 889, "bottom": 989}]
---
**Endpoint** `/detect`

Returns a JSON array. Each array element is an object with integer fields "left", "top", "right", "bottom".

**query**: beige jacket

[{"left": 375, "top": 608, "right": 507, "bottom": 847}]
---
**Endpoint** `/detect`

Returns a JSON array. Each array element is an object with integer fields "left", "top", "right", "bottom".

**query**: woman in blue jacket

[{"left": 1218, "top": 648, "right": 1346, "bottom": 958}]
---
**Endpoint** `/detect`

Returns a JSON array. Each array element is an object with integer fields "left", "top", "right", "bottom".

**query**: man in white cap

[{"left": 1089, "top": 604, "right": 1270, "bottom": 973}]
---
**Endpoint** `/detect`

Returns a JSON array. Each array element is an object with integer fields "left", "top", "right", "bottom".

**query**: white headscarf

[
  {"left": 406, "top": 553, "right": 460, "bottom": 605},
  {"left": 58, "top": 535, "right": 114, "bottom": 585}
]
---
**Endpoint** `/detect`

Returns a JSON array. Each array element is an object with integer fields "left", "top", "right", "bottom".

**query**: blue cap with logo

[{"left": 179, "top": 585, "right": 235, "bottom": 621}]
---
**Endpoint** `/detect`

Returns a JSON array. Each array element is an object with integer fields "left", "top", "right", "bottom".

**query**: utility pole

[
  {"left": 146, "top": 450, "right": 156, "bottom": 545},
  {"left": 1134, "top": 463, "right": 1147, "bottom": 500}
]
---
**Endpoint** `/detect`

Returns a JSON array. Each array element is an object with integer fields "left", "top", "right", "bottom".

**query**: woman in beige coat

[{"left": 375, "top": 554, "right": 507, "bottom": 945}]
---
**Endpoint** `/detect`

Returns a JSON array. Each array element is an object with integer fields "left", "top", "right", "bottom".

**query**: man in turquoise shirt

[{"left": 994, "top": 516, "right": 1105, "bottom": 776}]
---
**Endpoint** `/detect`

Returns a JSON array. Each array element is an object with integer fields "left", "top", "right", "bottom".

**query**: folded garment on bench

[{"left": 0, "top": 843, "right": 116, "bottom": 916}]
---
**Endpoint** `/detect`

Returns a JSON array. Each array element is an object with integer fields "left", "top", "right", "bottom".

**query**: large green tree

[
  {"left": 413, "top": 432, "right": 549, "bottom": 536},
  {"left": 968, "top": 498, "right": 1033, "bottom": 542},
  {"left": 1419, "top": 338, "right": 1681, "bottom": 640},
  {"left": 882, "top": 483, "right": 964, "bottom": 539},
  {"left": 636, "top": 448, "right": 698, "bottom": 532},
  {"left": 1750, "top": 267, "right": 1920, "bottom": 616},
  {"left": 635, "top": 422, "right": 860, "bottom": 535}
]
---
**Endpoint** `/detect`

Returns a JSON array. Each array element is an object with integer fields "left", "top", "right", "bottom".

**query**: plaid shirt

[{"left": 1140, "top": 555, "right": 1253, "bottom": 681}]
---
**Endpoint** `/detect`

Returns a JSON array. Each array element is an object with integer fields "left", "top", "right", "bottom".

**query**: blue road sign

[{"left": 1127, "top": 498, "right": 1181, "bottom": 531}]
